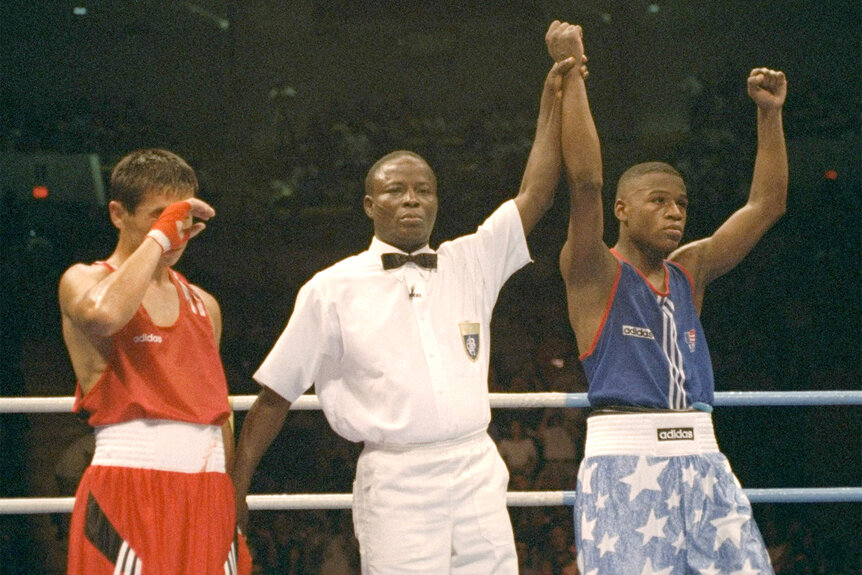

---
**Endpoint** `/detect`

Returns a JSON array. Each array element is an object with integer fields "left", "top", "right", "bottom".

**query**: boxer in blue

[{"left": 550, "top": 21, "right": 788, "bottom": 575}]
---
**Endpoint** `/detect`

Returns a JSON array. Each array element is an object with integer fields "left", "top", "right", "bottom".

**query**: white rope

[
  {"left": 3, "top": 488, "right": 861, "bottom": 515},
  {"left": 2, "top": 390, "right": 861, "bottom": 413},
  {"left": 230, "top": 393, "right": 573, "bottom": 411},
  {"left": 245, "top": 492, "right": 574, "bottom": 511},
  {"left": 0, "top": 497, "right": 76, "bottom": 514}
]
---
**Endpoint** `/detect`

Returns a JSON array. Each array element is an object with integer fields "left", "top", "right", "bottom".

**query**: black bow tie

[{"left": 381, "top": 252, "right": 438, "bottom": 270}]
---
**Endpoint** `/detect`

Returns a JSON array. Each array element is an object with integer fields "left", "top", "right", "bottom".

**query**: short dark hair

[
  {"left": 364, "top": 150, "right": 435, "bottom": 196},
  {"left": 110, "top": 149, "right": 198, "bottom": 213},
  {"left": 616, "top": 162, "right": 683, "bottom": 200}
]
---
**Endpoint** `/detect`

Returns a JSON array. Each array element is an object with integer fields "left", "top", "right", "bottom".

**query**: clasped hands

[{"left": 546, "top": 20, "right": 589, "bottom": 80}]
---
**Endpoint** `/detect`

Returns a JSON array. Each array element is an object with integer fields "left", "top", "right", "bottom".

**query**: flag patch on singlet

[
  {"left": 622, "top": 325, "right": 655, "bottom": 340},
  {"left": 686, "top": 329, "right": 696, "bottom": 352},
  {"left": 459, "top": 322, "right": 480, "bottom": 361}
]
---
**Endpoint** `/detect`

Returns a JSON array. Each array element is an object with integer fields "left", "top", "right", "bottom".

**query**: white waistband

[
  {"left": 584, "top": 411, "right": 719, "bottom": 457},
  {"left": 91, "top": 419, "right": 226, "bottom": 473},
  {"left": 364, "top": 429, "right": 488, "bottom": 453}
]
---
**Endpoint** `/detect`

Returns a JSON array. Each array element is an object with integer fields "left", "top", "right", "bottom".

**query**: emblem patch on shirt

[
  {"left": 622, "top": 325, "right": 655, "bottom": 340},
  {"left": 686, "top": 329, "right": 696, "bottom": 352},
  {"left": 459, "top": 322, "right": 480, "bottom": 362}
]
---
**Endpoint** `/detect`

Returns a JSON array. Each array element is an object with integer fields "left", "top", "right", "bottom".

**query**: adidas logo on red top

[{"left": 132, "top": 333, "right": 163, "bottom": 343}]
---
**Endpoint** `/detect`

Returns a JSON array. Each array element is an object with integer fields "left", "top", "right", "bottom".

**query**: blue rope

[
  {"left": 563, "top": 390, "right": 862, "bottom": 408},
  {"left": 558, "top": 487, "right": 862, "bottom": 506}
]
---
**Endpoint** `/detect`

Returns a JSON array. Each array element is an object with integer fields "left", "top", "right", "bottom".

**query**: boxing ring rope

[
  {"left": 1, "top": 391, "right": 860, "bottom": 514},
  {"left": 4, "top": 487, "right": 862, "bottom": 515},
  {"left": 3, "top": 390, "right": 862, "bottom": 413}
]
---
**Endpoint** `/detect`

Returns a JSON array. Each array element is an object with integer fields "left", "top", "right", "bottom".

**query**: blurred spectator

[
  {"left": 319, "top": 512, "right": 360, "bottom": 575},
  {"left": 508, "top": 471, "right": 550, "bottom": 547},
  {"left": 497, "top": 418, "right": 539, "bottom": 479},
  {"left": 517, "top": 538, "right": 543, "bottom": 575},
  {"left": 52, "top": 433, "right": 94, "bottom": 539},
  {"left": 534, "top": 334, "right": 578, "bottom": 391},
  {"left": 536, "top": 409, "right": 579, "bottom": 489},
  {"left": 533, "top": 522, "right": 577, "bottom": 575}
]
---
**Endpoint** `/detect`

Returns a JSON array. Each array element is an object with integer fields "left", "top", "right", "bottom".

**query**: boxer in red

[{"left": 59, "top": 149, "right": 252, "bottom": 574}]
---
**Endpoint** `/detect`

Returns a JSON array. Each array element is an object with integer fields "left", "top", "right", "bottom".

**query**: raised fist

[{"left": 747, "top": 68, "right": 787, "bottom": 111}]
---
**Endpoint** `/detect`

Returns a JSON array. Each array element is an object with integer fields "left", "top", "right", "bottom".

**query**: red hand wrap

[{"left": 146, "top": 201, "right": 192, "bottom": 252}]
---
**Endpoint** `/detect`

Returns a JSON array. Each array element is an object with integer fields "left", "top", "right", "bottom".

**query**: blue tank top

[{"left": 581, "top": 251, "right": 714, "bottom": 409}]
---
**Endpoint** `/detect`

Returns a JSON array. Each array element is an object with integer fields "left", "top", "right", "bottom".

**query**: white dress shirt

[{"left": 254, "top": 199, "right": 531, "bottom": 445}]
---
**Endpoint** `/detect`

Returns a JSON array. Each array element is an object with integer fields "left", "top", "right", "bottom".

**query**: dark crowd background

[{"left": 1, "top": 1, "right": 859, "bottom": 573}]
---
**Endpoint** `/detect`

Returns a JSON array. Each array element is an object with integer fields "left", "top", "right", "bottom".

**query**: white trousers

[{"left": 352, "top": 430, "right": 517, "bottom": 575}]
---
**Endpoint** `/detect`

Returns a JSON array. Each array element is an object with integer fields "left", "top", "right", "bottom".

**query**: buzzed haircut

[
  {"left": 364, "top": 150, "right": 435, "bottom": 196},
  {"left": 616, "top": 161, "right": 683, "bottom": 200},
  {"left": 110, "top": 149, "right": 198, "bottom": 213}
]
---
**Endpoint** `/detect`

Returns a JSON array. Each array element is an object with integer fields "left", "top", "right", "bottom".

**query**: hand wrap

[{"left": 146, "top": 201, "right": 192, "bottom": 252}]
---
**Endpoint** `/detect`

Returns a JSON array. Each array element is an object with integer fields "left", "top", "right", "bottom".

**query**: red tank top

[{"left": 74, "top": 263, "right": 231, "bottom": 426}]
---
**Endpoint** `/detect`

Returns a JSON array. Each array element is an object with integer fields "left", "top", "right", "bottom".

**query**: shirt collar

[{"left": 369, "top": 236, "right": 435, "bottom": 259}]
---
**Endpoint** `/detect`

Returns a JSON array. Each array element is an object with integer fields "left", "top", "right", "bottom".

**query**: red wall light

[{"left": 32, "top": 185, "right": 49, "bottom": 199}]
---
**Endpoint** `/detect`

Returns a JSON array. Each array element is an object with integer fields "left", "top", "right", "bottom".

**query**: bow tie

[{"left": 381, "top": 252, "right": 438, "bottom": 270}]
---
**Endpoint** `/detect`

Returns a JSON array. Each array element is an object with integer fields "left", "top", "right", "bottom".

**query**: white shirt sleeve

[
  {"left": 253, "top": 278, "right": 342, "bottom": 403},
  {"left": 445, "top": 199, "right": 531, "bottom": 309}
]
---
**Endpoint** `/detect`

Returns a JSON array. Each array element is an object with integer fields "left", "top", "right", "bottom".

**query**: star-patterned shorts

[{"left": 573, "top": 411, "right": 774, "bottom": 575}]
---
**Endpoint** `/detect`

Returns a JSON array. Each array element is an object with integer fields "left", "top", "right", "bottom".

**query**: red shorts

[{"left": 67, "top": 465, "right": 252, "bottom": 575}]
